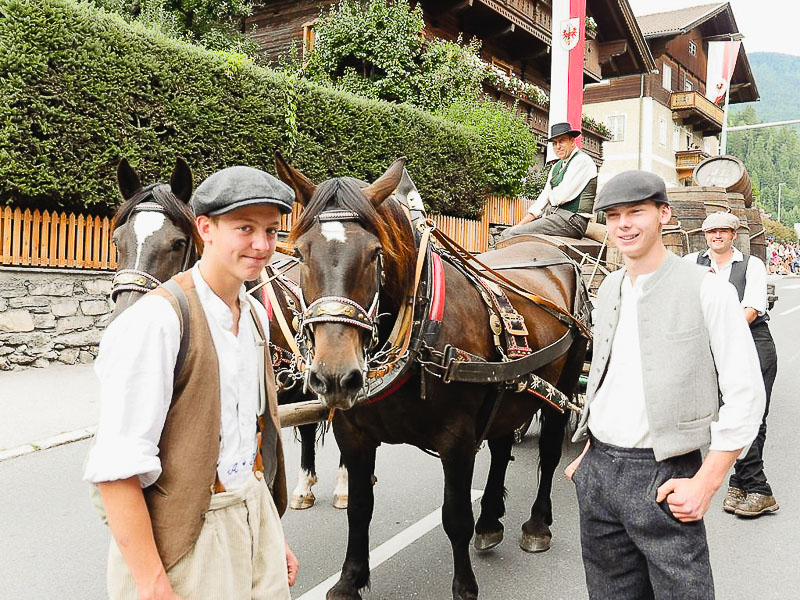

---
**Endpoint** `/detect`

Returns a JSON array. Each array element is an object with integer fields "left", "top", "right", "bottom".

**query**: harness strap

[{"left": 429, "top": 225, "right": 592, "bottom": 340}]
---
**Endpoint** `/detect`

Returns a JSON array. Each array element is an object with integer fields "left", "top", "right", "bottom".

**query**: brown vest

[{"left": 146, "top": 271, "right": 287, "bottom": 569}]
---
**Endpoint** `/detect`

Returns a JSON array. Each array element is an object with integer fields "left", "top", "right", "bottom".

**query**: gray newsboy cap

[
  {"left": 702, "top": 211, "right": 740, "bottom": 231},
  {"left": 191, "top": 166, "right": 294, "bottom": 216},
  {"left": 593, "top": 170, "right": 669, "bottom": 213}
]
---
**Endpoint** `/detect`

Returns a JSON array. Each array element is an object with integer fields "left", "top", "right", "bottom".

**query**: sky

[{"left": 627, "top": 0, "right": 800, "bottom": 57}]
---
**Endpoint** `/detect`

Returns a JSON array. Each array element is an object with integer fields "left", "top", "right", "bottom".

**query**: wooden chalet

[
  {"left": 245, "top": 0, "right": 654, "bottom": 166},
  {"left": 583, "top": 2, "right": 759, "bottom": 185}
]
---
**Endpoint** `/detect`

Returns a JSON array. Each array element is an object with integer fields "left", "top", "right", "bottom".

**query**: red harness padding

[
  {"left": 262, "top": 287, "right": 273, "bottom": 321},
  {"left": 428, "top": 251, "right": 445, "bottom": 322}
]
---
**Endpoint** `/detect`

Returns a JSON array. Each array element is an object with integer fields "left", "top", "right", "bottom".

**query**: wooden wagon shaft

[{"left": 277, "top": 400, "right": 329, "bottom": 428}]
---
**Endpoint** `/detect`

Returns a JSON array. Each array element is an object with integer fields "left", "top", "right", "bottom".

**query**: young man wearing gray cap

[
  {"left": 499, "top": 122, "right": 597, "bottom": 240},
  {"left": 564, "top": 171, "right": 765, "bottom": 599},
  {"left": 85, "top": 166, "right": 299, "bottom": 599},
  {"left": 685, "top": 211, "right": 779, "bottom": 517}
]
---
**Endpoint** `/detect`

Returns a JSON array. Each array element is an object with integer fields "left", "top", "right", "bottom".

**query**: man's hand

[
  {"left": 285, "top": 541, "right": 299, "bottom": 587},
  {"left": 565, "top": 440, "right": 590, "bottom": 482},
  {"left": 655, "top": 449, "right": 740, "bottom": 522},
  {"left": 142, "top": 571, "right": 184, "bottom": 600}
]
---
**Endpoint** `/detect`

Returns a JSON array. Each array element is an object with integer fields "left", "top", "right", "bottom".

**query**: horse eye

[
  {"left": 171, "top": 239, "right": 187, "bottom": 252},
  {"left": 292, "top": 248, "right": 304, "bottom": 263}
]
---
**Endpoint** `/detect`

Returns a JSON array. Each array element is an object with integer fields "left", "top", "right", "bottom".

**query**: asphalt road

[{"left": 2, "top": 277, "right": 799, "bottom": 600}]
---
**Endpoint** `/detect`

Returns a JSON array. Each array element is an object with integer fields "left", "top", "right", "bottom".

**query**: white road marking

[
  {"left": 779, "top": 304, "right": 800, "bottom": 316},
  {"left": 133, "top": 212, "right": 166, "bottom": 269},
  {"left": 297, "top": 489, "right": 484, "bottom": 600},
  {"left": 320, "top": 221, "right": 347, "bottom": 243},
  {"left": 782, "top": 284, "right": 800, "bottom": 290}
]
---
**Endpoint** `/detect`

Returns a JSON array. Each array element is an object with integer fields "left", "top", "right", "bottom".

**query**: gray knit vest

[{"left": 573, "top": 252, "right": 720, "bottom": 461}]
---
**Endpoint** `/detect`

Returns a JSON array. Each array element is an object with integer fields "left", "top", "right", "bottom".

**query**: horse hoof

[
  {"left": 519, "top": 532, "right": 551, "bottom": 553},
  {"left": 474, "top": 530, "right": 504, "bottom": 551},
  {"left": 333, "top": 494, "right": 348, "bottom": 509},
  {"left": 290, "top": 492, "right": 316, "bottom": 510}
]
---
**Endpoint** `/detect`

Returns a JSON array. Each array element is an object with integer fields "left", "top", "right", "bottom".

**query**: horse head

[
  {"left": 276, "top": 155, "right": 416, "bottom": 410},
  {"left": 110, "top": 157, "right": 200, "bottom": 319}
]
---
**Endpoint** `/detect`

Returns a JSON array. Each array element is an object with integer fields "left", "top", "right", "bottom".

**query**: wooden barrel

[
  {"left": 746, "top": 207, "right": 766, "bottom": 263},
  {"left": 693, "top": 155, "right": 754, "bottom": 207},
  {"left": 726, "top": 193, "right": 750, "bottom": 254},
  {"left": 662, "top": 214, "right": 686, "bottom": 257},
  {"left": 667, "top": 187, "right": 727, "bottom": 254}
]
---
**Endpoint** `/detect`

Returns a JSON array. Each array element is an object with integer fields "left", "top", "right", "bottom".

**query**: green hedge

[{"left": 0, "top": 0, "right": 529, "bottom": 218}]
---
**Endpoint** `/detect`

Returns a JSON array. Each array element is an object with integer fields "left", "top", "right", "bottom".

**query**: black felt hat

[
  {"left": 191, "top": 166, "right": 295, "bottom": 216},
  {"left": 547, "top": 122, "right": 582, "bottom": 141},
  {"left": 593, "top": 170, "right": 669, "bottom": 213}
]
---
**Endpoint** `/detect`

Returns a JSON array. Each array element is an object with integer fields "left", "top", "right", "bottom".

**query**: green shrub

[
  {"left": 763, "top": 216, "right": 799, "bottom": 243},
  {"left": 0, "top": 0, "right": 513, "bottom": 217}
]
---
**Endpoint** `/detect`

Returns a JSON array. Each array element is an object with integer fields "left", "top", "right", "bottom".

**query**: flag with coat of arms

[
  {"left": 547, "top": 0, "right": 586, "bottom": 161},
  {"left": 705, "top": 40, "right": 741, "bottom": 106}
]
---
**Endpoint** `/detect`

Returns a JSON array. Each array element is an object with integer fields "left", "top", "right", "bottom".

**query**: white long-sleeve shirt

[
  {"left": 528, "top": 148, "right": 598, "bottom": 217},
  {"left": 83, "top": 264, "right": 269, "bottom": 491},
  {"left": 587, "top": 271, "right": 765, "bottom": 456},
  {"left": 684, "top": 249, "right": 767, "bottom": 315}
]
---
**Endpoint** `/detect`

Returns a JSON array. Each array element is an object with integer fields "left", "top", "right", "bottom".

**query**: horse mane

[
  {"left": 289, "top": 177, "right": 416, "bottom": 301},
  {"left": 114, "top": 183, "right": 203, "bottom": 256}
]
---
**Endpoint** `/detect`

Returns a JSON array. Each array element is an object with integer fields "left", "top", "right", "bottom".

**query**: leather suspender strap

[
  {"left": 261, "top": 269, "right": 303, "bottom": 361},
  {"left": 162, "top": 279, "right": 191, "bottom": 382}
]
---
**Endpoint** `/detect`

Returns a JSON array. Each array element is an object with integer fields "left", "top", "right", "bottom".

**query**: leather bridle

[{"left": 110, "top": 202, "right": 196, "bottom": 302}]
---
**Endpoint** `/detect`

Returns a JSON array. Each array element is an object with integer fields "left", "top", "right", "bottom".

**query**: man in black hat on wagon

[
  {"left": 499, "top": 121, "right": 598, "bottom": 241},
  {"left": 564, "top": 170, "right": 765, "bottom": 599}
]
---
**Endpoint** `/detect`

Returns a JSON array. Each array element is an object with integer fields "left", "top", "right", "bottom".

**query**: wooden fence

[
  {"left": 2, "top": 195, "right": 531, "bottom": 269},
  {"left": 1, "top": 207, "right": 117, "bottom": 269}
]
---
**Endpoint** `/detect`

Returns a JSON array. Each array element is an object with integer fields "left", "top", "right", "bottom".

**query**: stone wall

[{"left": 0, "top": 268, "right": 114, "bottom": 370}]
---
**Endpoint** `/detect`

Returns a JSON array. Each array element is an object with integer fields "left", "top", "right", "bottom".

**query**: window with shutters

[
  {"left": 662, "top": 64, "right": 672, "bottom": 91},
  {"left": 302, "top": 21, "right": 317, "bottom": 57},
  {"left": 606, "top": 115, "right": 625, "bottom": 142},
  {"left": 689, "top": 40, "right": 697, "bottom": 56}
]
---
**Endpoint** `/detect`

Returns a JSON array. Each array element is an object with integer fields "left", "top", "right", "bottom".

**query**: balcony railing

[{"left": 669, "top": 91, "right": 724, "bottom": 135}]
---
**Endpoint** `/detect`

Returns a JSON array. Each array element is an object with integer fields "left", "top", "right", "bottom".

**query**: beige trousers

[{"left": 108, "top": 473, "right": 290, "bottom": 600}]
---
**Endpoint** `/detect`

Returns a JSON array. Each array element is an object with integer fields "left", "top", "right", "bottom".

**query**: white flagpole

[{"left": 720, "top": 83, "right": 731, "bottom": 155}]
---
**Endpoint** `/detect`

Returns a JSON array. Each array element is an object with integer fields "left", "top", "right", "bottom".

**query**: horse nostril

[
  {"left": 308, "top": 369, "right": 327, "bottom": 395},
  {"left": 339, "top": 368, "right": 364, "bottom": 393}
]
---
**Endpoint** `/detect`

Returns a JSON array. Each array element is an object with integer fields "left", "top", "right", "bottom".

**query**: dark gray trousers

[
  {"left": 574, "top": 436, "right": 714, "bottom": 600},
  {"left": 498, "top": 206, "right": 588, "bottom": 240},
  {"left": 729, "top": 322, "right": 777, "bottom": 495}
]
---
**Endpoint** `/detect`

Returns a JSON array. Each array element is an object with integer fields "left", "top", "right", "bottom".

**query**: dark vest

[
  {"left": 146, "top": 271, "right": 287, "bottom": 569},
  {"left": 696, "top": 253, "right": 769, "bottom": 328},
  {"left": 551, "top": 150, "right": 597, "bottom": 214}
]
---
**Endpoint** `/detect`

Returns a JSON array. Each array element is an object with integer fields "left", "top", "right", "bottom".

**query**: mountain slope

[{"left": 733, "top": 52, "right": 800, "bottom": 123}]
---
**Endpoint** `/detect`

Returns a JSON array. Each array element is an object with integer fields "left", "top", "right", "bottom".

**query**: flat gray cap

[
  {"left": 702, "top": 211, "right": 740, "bottom": 231},
  {"left": 594, "top": 170, "right": 668, "bottom": 213},
  {"left": 191, "top": 166, "right": 294, "bottom": 216}
]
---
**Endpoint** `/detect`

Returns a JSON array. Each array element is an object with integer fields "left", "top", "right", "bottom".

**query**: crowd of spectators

[{"left": 767, "top": 239, "right": 800, "bottom": 274}]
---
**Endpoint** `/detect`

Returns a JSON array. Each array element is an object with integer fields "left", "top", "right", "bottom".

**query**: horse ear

[
  {"left": 117, "top": 158, "right": 142, "bottom": 201},
  {"left": 275, "top": 152, "right": 316, "bottom": 207},
  {"left": 362, "top": 157, "right": 407, "bottom": 208},
  {"left": 170, "top": 157, "right": 193, "bottom": 204}
]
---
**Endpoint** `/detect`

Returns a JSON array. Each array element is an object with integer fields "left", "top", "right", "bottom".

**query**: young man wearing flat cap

[
  {"left": 499, "top": 122, "right": 598, "bottom": 241},
  {"left": 84, "top": 166, "right": 299, "bottom": 599},
  {"left": 685, "top": 211, "right": 779, "bottom": 518},
  {"left": 565, "top": 170, "right": 765, "bottom": 599}
]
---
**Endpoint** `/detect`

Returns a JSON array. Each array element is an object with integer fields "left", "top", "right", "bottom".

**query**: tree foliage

[
  {"left": 727, "top": 106, "right": 800, "bottom": 227},
  {"left": 0, "top": 0, "right": 507, "bottom": 217}
]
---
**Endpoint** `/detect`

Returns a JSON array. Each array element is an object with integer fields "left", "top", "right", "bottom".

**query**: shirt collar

[
  {"left": 701, "top": 247, "right": 743, "bottom": 265},
  {"left": 190, "top": 264, "right": 251, "bottom": 331}
]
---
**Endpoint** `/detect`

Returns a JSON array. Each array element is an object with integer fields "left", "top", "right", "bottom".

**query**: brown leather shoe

[
  {"left": 734, "top": 493, "right": 779, "bottom": 517},
  {"left": 723, "top": 487, "right": 746, "bottom": 513}
]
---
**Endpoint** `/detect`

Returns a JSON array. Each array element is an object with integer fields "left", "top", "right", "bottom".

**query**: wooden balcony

[
  {"left": 669, "top": 91, "right": 724, "bottom": 136},
  {"left": 675, "top": 149, "right": 710, "bottom": 182}
]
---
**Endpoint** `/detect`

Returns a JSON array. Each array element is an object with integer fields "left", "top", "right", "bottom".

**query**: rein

[{"left": 110, "top": 202, "right": 197, "bottom": 301}]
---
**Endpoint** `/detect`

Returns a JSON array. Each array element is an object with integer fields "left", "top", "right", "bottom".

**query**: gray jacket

[{"left": 573, "top": 252, "right": 720, "bottom": 460}]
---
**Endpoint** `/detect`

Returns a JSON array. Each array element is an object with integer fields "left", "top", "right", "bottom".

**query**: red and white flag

[
  {"left": 548, "top": 0, "right": 586, "bottom": 160},
  {"left": 705, "top": 40, "right": 740, "bottom": 106}
]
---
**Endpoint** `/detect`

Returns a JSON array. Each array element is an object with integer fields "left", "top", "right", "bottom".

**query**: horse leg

[
  {"left": 326, "top": 445, "right": 377, "bottom": 600},
  {"left": 520, "top": 408, "right": 567, "bottom": 552},
  {"left": 441, "top": 443, "right": 480, "bottom": 600},
  {"left": 290, "top": 422, "right": 319, "bottom": 510},
  {"left": 474, "top": 434, "right": 513, "bottom": 551},
  {"left": 332, "top": 455, "right": 348, "bottom": 509}
]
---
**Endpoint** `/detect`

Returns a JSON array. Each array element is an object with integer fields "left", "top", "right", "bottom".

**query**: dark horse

[
  {"left": 111, "top": 157, "right": 345, "bottom": 509},
  {"left": 276, "top": 156, "right": 589, "bottom": 600}
]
